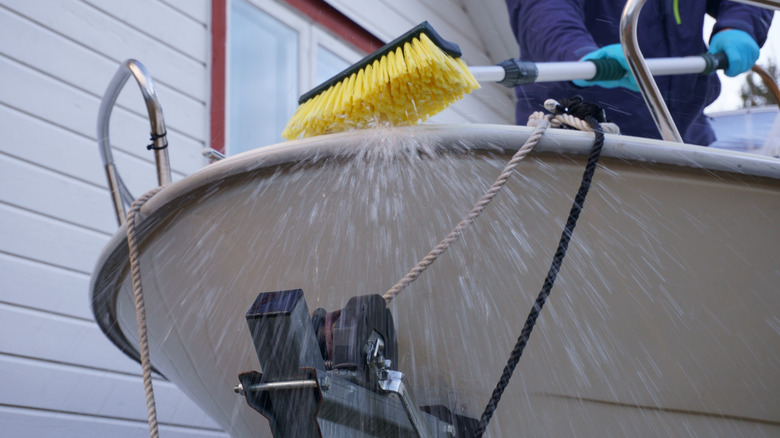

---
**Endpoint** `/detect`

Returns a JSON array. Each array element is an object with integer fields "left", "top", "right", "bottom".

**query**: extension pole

[{"left": 469, "top": 55, "right": 725, "bottom": 85}]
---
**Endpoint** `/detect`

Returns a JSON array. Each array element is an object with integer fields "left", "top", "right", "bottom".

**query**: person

[{"left": 506, "top": 0, "right": 773, "bottom": 145}]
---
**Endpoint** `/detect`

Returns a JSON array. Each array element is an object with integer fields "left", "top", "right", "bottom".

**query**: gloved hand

[
  {"left": 573, "top": 44, "right": 639, "bottom": 92},
  {"left": 708, "top": 29, "right": 760, "bottom": 77}
]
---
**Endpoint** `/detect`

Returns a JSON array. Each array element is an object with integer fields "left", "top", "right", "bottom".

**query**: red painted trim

[
  {"left": 284, "top": 0, "right": 383, "bottom": 53},
  {"left": 210, "top": 0, "right": 227, "bottom": 154}
]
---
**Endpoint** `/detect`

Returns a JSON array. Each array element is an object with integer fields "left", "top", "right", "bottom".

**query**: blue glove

[
  {"left": 573, "top": 44, "right": 639, "bottom": 92},
  {"left": 708, "top": 29, "right": 759, "bottom": 77}
]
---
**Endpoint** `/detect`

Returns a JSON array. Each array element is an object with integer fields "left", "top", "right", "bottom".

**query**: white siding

[
  {"left": 0, "top": 1, "right": 518, "bottom": 436},
  {"left": 459, "top": 0, "right": 520, "bottom": 62},
  {"left": 324, "top": 0, "right": 516, "bottom": 124},
  {"left": 0, "top": 0, "right": 225, "bottom": 436}
]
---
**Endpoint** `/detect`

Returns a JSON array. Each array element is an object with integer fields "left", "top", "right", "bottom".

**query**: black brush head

[{"left": 297, "top": 21, "right": 462, "bottom": 104}]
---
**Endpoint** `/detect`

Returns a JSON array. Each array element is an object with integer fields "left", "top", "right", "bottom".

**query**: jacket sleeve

[
  {"left": 708, "top": 0, "right": 773, "bottom": 46},
  {"left": 506, "top": 0, "right": 599, "bottom": 62}
]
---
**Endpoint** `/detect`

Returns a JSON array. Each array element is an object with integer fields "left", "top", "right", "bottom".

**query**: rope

[
  {"left": 382, "top": 117, "right": 552, "bottom": 303},
  {"left": 529, "top": 110, "right": 620, "bottom": 135},
  {"left": 473, "top": 108, "right": 607, "bottom": 437},
  {"left": 126, "top": 185, "right": 166, "bottom": 438},
  {"left": 146, "top": 131, "right": 168, "bottom": 150},
  {"left": 382, "top": 98, "right": 619, "bottom": 304}
]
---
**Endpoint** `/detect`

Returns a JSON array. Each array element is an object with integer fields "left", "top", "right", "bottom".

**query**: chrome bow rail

[
  {"left": 97, "top": 59, "right": 172, "bottom": 226},
  {"left": 620, "top": 0, "right": 780, "bottom": 143}
]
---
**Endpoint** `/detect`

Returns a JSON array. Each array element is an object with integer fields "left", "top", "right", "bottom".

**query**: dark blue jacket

[{"left": 506, "top": 0, "right": 772, "bottom": 145}]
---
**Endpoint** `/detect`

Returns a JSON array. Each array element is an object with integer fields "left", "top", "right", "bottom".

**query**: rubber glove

[
  {"left": 573, "top": 44, "right": 639, "bottom": 92},
  {"left": 708, "top": 29, "right": 760, "bottom": 77}
]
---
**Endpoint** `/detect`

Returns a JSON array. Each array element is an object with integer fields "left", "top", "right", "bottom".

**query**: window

[
  {"left": 213, "top": 0, "right": 377, "bottom": 155},
  {"left": 229, "top": 0, "right": 299, "bottom": 154},
  {"left": 316, "top": 45, "right": 350, "bottom": 85}
]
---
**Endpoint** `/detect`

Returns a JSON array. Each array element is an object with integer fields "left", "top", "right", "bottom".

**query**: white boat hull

[{"left": 91, "top": 125, "right": 780, "bottom": 437}]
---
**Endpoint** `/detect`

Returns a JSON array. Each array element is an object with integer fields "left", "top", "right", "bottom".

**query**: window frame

[
  {"left": 310, "top": 26, "right": 364, "bottom": 87},
  {"left": 210, "top": 0, "right": 382, "bottom": 154}
]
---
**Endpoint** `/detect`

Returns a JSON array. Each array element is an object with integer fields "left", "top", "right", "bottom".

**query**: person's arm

[
  {"left": 707, "top": 1, "right": 773, "bottom": 76},
  {"left": 506, "top": 0, "right": 638, "bottom": 90},
  {"left": 506, "top": 0, "right": 597, "bottom": 62},
  {"left": 709, "top": 0, "right": 773, "bottom": 46}
]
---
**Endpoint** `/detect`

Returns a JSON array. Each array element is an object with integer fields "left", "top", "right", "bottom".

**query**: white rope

[
  {"left": 529, "top": 110, "right": 621, "bottom": 134},
  {"left": 382, "top": 104, "right": 620, "bottom": 304},
  {"left": 383, "top": 117, "right": 553, "bottom": 303},
  {"left": 126, "top": 185, "right": 166, "bottom": 438}
]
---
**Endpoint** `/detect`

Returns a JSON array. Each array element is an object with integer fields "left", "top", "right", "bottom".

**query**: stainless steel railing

[
  {"left": 620, "top": 0, "right": 683, "bottom": 143},
  {"left": 97, "top": 59, "right": 171, "bottom": 226},
  {"left": 619, "top": 0, "right": 779, "bottom": 143}
]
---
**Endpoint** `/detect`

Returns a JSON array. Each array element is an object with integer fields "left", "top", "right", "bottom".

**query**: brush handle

[{"left": 472, "top": 52, "right": 728, "bottom": 87}]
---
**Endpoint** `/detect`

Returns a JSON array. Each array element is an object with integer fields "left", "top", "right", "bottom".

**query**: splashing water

[{"left": 105, "top": 125, "right": 780, "bottom": 437}]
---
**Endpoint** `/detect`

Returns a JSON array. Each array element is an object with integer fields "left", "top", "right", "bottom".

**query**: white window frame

[
  {"left": 225, "top": 0, "right": 364, "bottom": 154},
  {"left": 309, "top": 26, "right": 363, "bottom": 87}
]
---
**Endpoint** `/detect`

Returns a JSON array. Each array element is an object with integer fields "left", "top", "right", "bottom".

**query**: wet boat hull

[{"left": 91, "top": 125, "right": 780, "bottom": 437}]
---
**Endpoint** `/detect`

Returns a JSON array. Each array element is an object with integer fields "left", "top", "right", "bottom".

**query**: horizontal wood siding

[
  {"left": 324, "top": 0, "right": 516, "bottom": 124},
  {"left": 0, "top": 1, "right": 518, "bottom": 435},
  {"left": 0, "top": 406, "right": 225, "bottom": 438},
  {"left": 0, "top": 0, "right": 224, "bottom": 436},
  {"left": 459, "top": 0, "right": 520, "bottom": 62},
  {"left": 0, "top": 355, "right": 220, "bottom": 429}
]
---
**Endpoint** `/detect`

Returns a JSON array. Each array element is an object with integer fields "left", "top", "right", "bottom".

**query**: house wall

[
  {"left": 0, "top": 0, "right": 516, "bottom": 436},
  {"left": 0, "top": 0, "right": 226, "bottom": 436}
]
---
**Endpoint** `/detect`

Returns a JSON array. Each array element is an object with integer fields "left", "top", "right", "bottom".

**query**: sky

[{"left": 704, "top": 12, "right": 780, "bottom": 114}]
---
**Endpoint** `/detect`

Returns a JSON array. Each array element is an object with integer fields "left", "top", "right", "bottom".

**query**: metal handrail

[
  {"left": 620, "top": 0, "right": 683, "bottom": 143},
  {"left": 619, "top": 0, "right": 779, "bottom": 143},
  {"left": 731, "top": 0, "right": 780, "bottom": 9},
  {"left": 97, "top": 59, "right": 172, "bottom": 226}
]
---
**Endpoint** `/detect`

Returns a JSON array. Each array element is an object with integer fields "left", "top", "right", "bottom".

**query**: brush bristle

[{"left": 282, "top": 33, "right": 480, "bottom": 140}]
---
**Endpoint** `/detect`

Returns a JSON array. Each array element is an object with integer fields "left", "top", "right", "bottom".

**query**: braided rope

[
  {"left": 530, "top": 110, "right": 620, "bottom": 134},
  {"left": 382, "top": 117, "right": 552, "bottom": 303},
  {"left": 126, "top": 185, "right": 166, "bottom": 438},
  {"left": 474, "top": 113, "right": 606, "bottom": 437}
]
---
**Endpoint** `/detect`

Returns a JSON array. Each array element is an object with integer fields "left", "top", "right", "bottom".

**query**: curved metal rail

[
  {"left": 619, "top": 0, "right": 779, "bottom": 143},
  {"left": 750, "top": 64, "right": 780, "bottom": 109},
  {"left": 97, "top": 59, "right": 172, "bottom": 225},
  {"left": 620, "top": 0, "right": 683, "bottom": 143},
  {"left": 731, "top": 0, "right": 780, "bottom": 9}
]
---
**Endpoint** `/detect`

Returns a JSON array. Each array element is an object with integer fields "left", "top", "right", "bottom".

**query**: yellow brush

[{"left": 282, "top": 22, "right": 479, "bottom": 140}]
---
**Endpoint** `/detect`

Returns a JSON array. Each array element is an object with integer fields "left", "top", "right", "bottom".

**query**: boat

[
  {"left": 91, "top": 122, "right": 780, "bottom": 436},
  {"left": 90, "top": 1, "right": 780, "bottom": 436},
  {"left": 709, "top": 105, "right": 780, "bottom": 157}
]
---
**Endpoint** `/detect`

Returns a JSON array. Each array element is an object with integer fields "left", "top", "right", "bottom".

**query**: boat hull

[{"left": 91, "top": 125, "right": 780, "bottom": 437}]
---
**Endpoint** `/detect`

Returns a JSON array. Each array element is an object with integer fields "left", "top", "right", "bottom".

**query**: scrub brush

[{"left": 282, "top": 21, "right": 479, "bottom": 140}]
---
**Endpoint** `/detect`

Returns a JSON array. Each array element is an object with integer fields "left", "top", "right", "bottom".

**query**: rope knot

[
  {"left": 537, "top": 97, "right": 621, "bottom": 135},
  {"left": 544, "top": 96, "right": 606, "bottom": 122},
  {"left": 527, "top": 111, "right": 552, "bottom": 128},
  {"left": 146, "top": 131, "right": 168, "bottom": 150}
]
